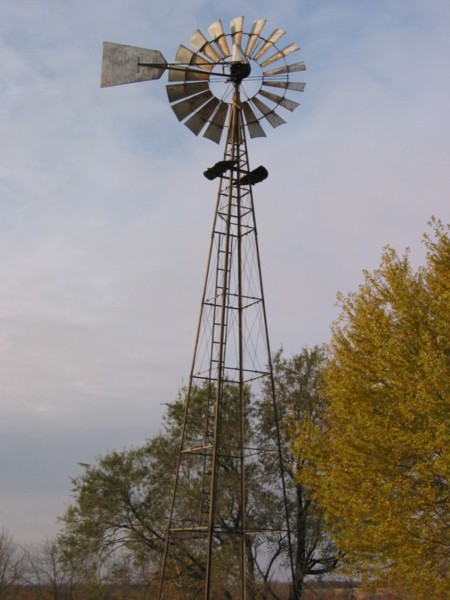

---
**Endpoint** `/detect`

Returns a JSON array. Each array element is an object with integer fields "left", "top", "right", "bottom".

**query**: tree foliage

[
  {"left": 0, "top": 529, "right": 24, "bottom": 597},
  {"left": 293, "top": 220, "right": 450, "bottom": 598},
  {"left": 59, "top": 433, "right": 175, "bottom": 582},
  {"left": 24, "top": 539, "right": 87, "bottom": 600},
  {"left": 258, "top": 348, "right": 338, "bottom": 594},
  {"left": 59, "top": 352, "right": 337, "bottom": 597}
]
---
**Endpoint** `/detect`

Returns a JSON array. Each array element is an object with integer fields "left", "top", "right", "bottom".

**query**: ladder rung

[{"left": 181, "top": 444, "right": 213, "bottom": 454}]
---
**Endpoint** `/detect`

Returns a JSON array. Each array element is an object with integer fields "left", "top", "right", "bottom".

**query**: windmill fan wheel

[{"left": 166, "top": 16, "right": 306, "bottom": 144}]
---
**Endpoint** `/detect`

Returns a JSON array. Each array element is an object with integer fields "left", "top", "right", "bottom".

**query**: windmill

[{"left": 101, "top": 16, "right": 306, "bottom": 599}]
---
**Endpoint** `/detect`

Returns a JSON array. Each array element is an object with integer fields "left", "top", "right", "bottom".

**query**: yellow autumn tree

[{"left": 292, "top": 220, "right": 450, "bottom": 599}]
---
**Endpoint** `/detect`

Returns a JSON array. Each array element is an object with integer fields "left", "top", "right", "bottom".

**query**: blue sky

[{"left": 1, "top": 0, "right": 449, "bottom": 543}]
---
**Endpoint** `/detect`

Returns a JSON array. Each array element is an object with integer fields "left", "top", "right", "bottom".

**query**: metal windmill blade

[
  {"left": 208, "top": 20, "right": 231, "bottom": 57},
  {"left": 245, "top": 18, "right": 267, "bottom": 56},
  {"left": 251, "top": 28, "right": 286, "bottom": 61}
]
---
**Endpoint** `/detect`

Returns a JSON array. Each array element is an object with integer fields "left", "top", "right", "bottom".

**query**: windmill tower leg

[{"left": 158, "top": 86, "right": 296, "bottom": 599}]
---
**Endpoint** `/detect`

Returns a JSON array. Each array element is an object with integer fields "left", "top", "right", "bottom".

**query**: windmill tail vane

[{"left": 101, "top": 15, "right": 306, "bottom": 600}]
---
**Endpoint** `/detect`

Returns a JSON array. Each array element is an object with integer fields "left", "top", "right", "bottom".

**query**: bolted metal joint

[
  {"left": 229, "top": 61, "right": 251, "bottom": 83},
  {"left": 229, "top": 42, "right": 251, "bottom": 84}
]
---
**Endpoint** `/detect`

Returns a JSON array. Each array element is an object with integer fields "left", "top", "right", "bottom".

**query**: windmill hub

[
  {"left": 229, "top": 42, "right": 251, "bottom": 84},
  {"left": 229, "top": 60, "right": 251, "bottom": 84}
]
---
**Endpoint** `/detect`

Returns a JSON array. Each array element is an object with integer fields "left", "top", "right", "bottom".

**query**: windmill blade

[
  {"left": 168, "top": 66, "right": 211, "bottom": 83},
  {"left": 263, "top": 80, "right": 306, "bottom": 92},
  {"left": 250, "top": 97, "right": 286, "bottom": 128},
  {"left": 170, "top": 90, "right": 214, "bottom": 121},
  {"left": 166, "top": 81, "right": 210, "bottom": 103},
  {"left": 189, "top": 29, "right": 222, "bottom": 62},
  {"left": 208, "top": 20, "right": 231, "bottom": 58},
  {"left": 258, "top": 89, "right": 300, "bottom": 111},
  {"left": 203, "top": 102, "right": 229, "bottom": 144},
  {"left": 167, "top": 49, "right": 208, "bottom": 83},
  {"left": 241, "top": 102, "right": 266, "bottom": 138},
  {"left": 174, "top": 44, "right": 215, "bottom": 70},
  {"left": 260, "top": 43, "right": 299, "bottom": 68},
  {"left": 252, "top": 29, "right": 286, "bottom": 62},
  {"left": 230, "top": 16, "right": 244, "bottom": 46},
  {"left": 184, "top": 97, "right": 221, "bottom": 136},
  {"left": 263, "top": 61, "right": 306, "bottom": 77},
  {"left": 101, "top": 42, "right": 167, "bottom": 87},
  {"left": 167, "top": 45, "right": 214, "bottom": 82},
  {"left": 245, "top": 19, "right": 267, "bottom": 57}
]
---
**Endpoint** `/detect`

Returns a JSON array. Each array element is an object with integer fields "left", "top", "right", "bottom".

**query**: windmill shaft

[{"left": 139, "top": 63, "right": 230, "bottom": 78}]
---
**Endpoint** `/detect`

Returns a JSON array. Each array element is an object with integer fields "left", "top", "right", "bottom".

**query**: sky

[{"left": 1, "top": 0, "right": 449, "bottom": 545}]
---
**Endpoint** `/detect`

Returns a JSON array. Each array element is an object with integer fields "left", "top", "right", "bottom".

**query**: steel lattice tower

[{"left": 101, "top": 16, "right": 306, "bottom": 599}]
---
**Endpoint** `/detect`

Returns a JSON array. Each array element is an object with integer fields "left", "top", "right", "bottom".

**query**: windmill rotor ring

[{"left": 166, "top": 16, "right": 306, "bottom": 143}]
